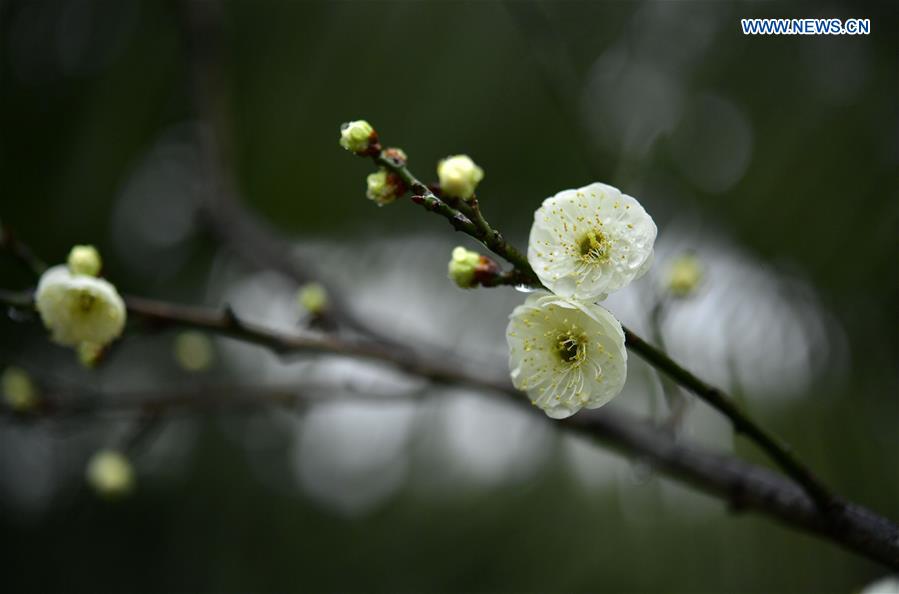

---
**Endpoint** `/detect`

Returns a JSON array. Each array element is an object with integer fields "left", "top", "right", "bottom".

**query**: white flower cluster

[{"left": 507, "top": 183, "right": 656, "bottom": 418}]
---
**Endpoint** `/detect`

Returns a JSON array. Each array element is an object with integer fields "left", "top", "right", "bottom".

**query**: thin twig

[
  {"left": 623, "top": 329, "right": 837, "bottom": 511},
  {"left": 373, "top": 153, "right": 538, "bottom": 285},
  {"left": 648, "top": 297, "right": 689, "bottom": 430}
]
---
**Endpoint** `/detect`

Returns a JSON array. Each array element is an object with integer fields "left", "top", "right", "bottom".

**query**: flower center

[
  {"left": 555, "top": 329, "right": 588, "bottom": 366},
  {"left": 76, "top": 290, "right": 96, "bottom": 313},
  {"left": 577, "top": 229, "right": 611, "bottom": 264}
]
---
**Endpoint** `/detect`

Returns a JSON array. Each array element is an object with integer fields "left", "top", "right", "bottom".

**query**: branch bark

[{"left": 1, "top": 287, "right": 897, "bottom": 568}]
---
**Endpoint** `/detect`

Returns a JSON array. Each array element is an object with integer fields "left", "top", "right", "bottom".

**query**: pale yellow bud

[
  {"left": 339, "top": 120, "right": 376, "bottom": 154},
  {"left": 448, "top": 246, "right": 481, "bottom": 288},
  {"left": 366, "top": 169, "right": 401, "bottom": 206},
  {"left": 86, "top": 450, "right": 134, "bottom": 499},
  {"left": 437, "top": 155, "right": 484, "bottom": 200},
  {"left": 2, "top": 366, "right": 38, "bottom": 412},
  {"left": 174, "top": 331, "right": 214, "bottom": 372},
  {"left": 297, "top": 283, "right": 329, "bottom": 315},
  {"left": 67, "top": 245, "right": 102, "bottom": 277},
  {"left": 667, "top": 254, "right": 703, "bottom": 298}
]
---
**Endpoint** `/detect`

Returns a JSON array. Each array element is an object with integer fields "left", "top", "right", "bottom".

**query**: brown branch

[
  {"left": 1, "top": 287, "right": 897, "bottom": 568},
  {"left": 4, "top": 382, "right": 420, "bottom": 422},
  {"left": 566, "top": 413, "right": 899, "bottom": 569}
]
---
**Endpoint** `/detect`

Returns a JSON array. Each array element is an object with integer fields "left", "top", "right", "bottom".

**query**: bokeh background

[{"left": 1, "top": 1, "right": 897, "bottom": 592}]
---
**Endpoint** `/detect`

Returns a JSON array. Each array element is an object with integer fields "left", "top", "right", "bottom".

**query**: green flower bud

[
  {"left": 339, "top": 120, "right": 377, "bottom": 154},
  {"left": 67, "top": 245, "right": 102, "bottom": 277},
  {"left": 448, "top": 246, "right": 482, "bottom": 288},
  {"left": 2, "top": 366, "right": 38, "bottom": 412},
  {"left": 77, "top": 342, "right": 103, "bottom": 368},
  {"left": 667, "top": 254, "right": 703, "bottom": 298},
  {"left": 297, "top": 283, "right": 329, "bottom": 315},
  {"left": 174, "top": 331, "right": 214, "bottom": 372},
  {"left": 366, "top": 169, "right": 403, "bottom": 206},
  {"left": 86, "top": 450, "right": 134, "bottom": 499},
  {"left": 438, "top": 155, "right": 484, "bottom": 200}
]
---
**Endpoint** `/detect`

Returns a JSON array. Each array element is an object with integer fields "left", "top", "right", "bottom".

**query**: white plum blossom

[
  {"left": 506, "top": 292, "right": 627, "bottom": 419},
  {"left": 35, "top": 265, "right": 126, "bottom": 348},
  {"left": 527, "top": 182, "right": 657, "bottom": 300}
]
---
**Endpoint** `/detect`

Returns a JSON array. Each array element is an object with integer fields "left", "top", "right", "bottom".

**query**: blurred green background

[{"left": 1, "top": 1, "right": 897, "bottom": 592}]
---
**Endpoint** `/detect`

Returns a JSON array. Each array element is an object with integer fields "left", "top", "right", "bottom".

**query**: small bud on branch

[
  {"left": 297, "top": 282, "right": 329, "bottom": 315},
  {"left": 67, "top": 245, "right": 103, "bottom": 277},
  {"left": 437, "top": 154, "right": 484, "bottom": 200},
  {"left": 366, "top": 169, "right": 406, "bottom": 206},
  {"left": 667, "top": 254, "right": 703, "bottom": 298},
  {"left": 339, "top": 120, "right": 380, "bottom": 156}
]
